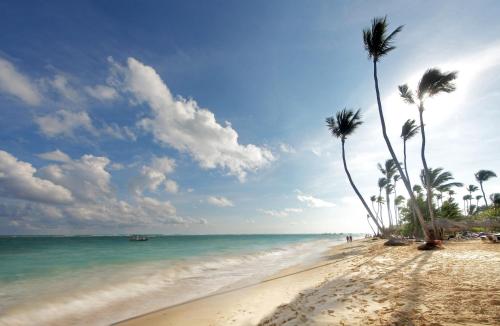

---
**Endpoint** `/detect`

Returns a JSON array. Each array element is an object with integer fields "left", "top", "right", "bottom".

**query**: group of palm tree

[{"left": 326, "top": 17, "right": 498, "bottom": 244}]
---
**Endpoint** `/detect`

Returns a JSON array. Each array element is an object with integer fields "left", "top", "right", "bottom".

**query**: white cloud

[
  {"left": 296, "top": 191, "right": 335, "bottom": 208},
  {"left": 207, "top": 196, "right": 234, "bottom": 207},
  {"left": 164, "top": 179, "right": 179, "bottom": 194},
  {"left": 279, "top": 143, "right": 296, "bottom": 154},
  {"left": 85, "top": 84, "right": 118, "bottom": 101},
  {"left": 110, "top": 57, "right": 274, "bottom": 181},
  {"left": 0, "top": 150, "right": 73, "bottom": 204},
  {"left": 48, "top": 74, "right": 82, "bottom": 103},
  {"left": 40, "top": 153, "right": 113, "bottom": 203},
  {"left": 259, "top": 207, "right": 302, "bottom": 217},
  {"left": 35, "top": 110, "right": 96, "bottom": 138},
  {"left": 0, "top": 150, "right": 200, "bottom": 229},
  {"left": 0, "top": 57, "right": 42, "bottom": 105},
  {"left": 130, "top": 156, "right": 177, "bottom": 195},
  {"left": 37, "top": 150, "right": 71, "bottom": 163},
  {"left": 101, "top": 123, "right": 137, "bottom": 141}
]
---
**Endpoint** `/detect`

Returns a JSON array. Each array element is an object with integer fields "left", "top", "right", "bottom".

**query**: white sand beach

[{"left": 117, "top": 239, "right": 500, "bottom": 325}]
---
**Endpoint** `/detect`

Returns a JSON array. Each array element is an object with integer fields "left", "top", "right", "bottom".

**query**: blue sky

[{"left": 0, "top": 0, "right": 499, "bottom": 234}]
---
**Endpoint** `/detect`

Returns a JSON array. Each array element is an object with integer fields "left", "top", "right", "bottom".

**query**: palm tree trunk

[
  {"left": 479, "top": 181, "right": 488, "bottom": 206},
  {"left": 341, "top": 139, "right": 383, "bottom": 233},
  {"left": 386, "top": 190, "right": 392, "bottom": 227},
  {"left": 403, "top": 140, "right": 418, "bottom": 234},
  {"left": 372, "top": 60, "right": 432, "bottom": 241},
  {"left": 367, "top": 216, "right": 376, "bottom": 236},
  {"left": 418, "top": 107, "right": 437, "bottom": 237},
  {"left": 393, "top": 183, "right": 398, "bottom": 225}
]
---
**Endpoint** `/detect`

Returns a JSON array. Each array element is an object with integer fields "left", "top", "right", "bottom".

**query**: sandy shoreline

[{"left": 117, "top": 239, "right": 500, "bottom": 326}]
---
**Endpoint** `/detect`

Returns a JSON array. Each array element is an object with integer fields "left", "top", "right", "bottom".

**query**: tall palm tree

[
  {"left": 462, "top": 195, "right": 470, "bottom": 215},
  {"left": 475, "top": 170, "right": 497, "bottom": 206},
  {"left": 377, "top": 177, "right": 387, "bottom": 223},
  {"left": 436, "top": 193, "right": 443, "bottom": 209},
  {"left": 370, "top": 195, "right": 384, "bottom": 228},
  {"left": 363, "top": 17, "right": 431, "bottom": 241},
  {"left": 475, "top": 195, "right": 482, "bottom": 208},
  {"left": 378, "top": 159, "right": 398, "bottom": 226},
  {"left": 399, "top": 69, "right": 457, "bottom": 236},
  {"left": 466, "top": 185, "right": 479, "bottom": 210},
  {"left": 394, "top": 195, "right": 405, "bottom": 224},
  {"left": 448, "top": 189, "right": 455, "bottom": 200},
  {"left": 326, "top": 109, "right": 383, "bottom": 233},
  {"left": 393, "top": 174, "right": 401, "bottom": 223},
  {"left": 400, "top": 119, "right": 420, "bottom": 182}
]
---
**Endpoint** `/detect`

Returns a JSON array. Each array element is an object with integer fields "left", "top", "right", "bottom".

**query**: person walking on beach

[{"left": 346, "top": 235, "right": 349, "bottom": 243}]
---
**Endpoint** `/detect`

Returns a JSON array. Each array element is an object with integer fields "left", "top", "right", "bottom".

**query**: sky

[{"left": 0, "top": 0, "right": 499, "bottom": 235}]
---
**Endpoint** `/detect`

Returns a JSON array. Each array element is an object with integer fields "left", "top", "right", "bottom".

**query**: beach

[{"left": 118, "top": 239, "right": 500, "bottom": 326}]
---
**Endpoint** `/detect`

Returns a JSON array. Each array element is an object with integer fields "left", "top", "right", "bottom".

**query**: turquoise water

[{"left": 0, "top": 234, "right": 348, "bottom": 325}]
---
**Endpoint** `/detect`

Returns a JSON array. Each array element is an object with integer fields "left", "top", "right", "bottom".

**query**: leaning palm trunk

[
  {"left": 479, "top": 181, "right": 488, "bottom": 207},
  {"left": 372, "top": 61, "right": 432, "bottom": 241},
  {"left": 403, "top": 139, "right": 418, "bottom": 235},
  {"left": 341, "top": 138, "right": 383, "bottom": 234},
  {"left": 418, "top": 107, "right": 437, "bottom": 235},
  {"left": 367, "top": 216, "right": 376, "bottom": 236}
]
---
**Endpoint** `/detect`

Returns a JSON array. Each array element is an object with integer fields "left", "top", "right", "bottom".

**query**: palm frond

[
  {"left": 417, "top": 68, "right": 458, "bottom": 100},
  {"left": 398, "top": 84, "right": 415, "bottom": 104},
  {"left": 401, "top": 119, "right": 419, "bottom": 140},
  {"left": 475, "top": 169, "right": 497, "bottom": 182},
  {"left": 326, "top": 108, "right": 363, "bottom": 140},
  {"left": 363, "top": 16, "right": 403, "bottom": 61}
]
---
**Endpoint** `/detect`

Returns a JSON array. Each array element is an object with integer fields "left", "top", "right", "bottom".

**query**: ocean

[{"left": 0, "top": 234, "right": 349, "bottom": 325}]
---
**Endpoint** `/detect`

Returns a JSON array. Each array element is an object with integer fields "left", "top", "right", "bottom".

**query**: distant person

[
  {"left": 349, "top": 235, "right": 353, "bottom": 242},
  {"left": 346, "top": 235, "right": 349, "bottom": 243}
]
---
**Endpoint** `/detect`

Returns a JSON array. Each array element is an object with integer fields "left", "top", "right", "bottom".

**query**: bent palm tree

[
  {"left": 363, "top": 17, "right": 431, "bottom": 241},
  {"left": 400, "top": 119, "right": 420, "bottom": 182},
  {"left": 475, "top": 170, "right": 497, "bottom": 206},
  {"left": 326, "top": 109, "right": 383, "bottom": 233},
  {"left": 399, "top": 69, "right": 457, "bottom": 236}
]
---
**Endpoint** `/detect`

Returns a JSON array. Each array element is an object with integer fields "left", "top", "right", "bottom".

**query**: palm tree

[
  {"left": 378, "top": 159, "right": 398, "bottom": 226},
  {"left": 377, "top": 177, "right": 387, "bottom": 223},
  {"left": 475, "top": 195, "right": 483, "bottom": 208},
  {"left": 370, "top": 195, "right": 384, "bottom": 228},
  {"left": 490, "top": 193, "right": 500, "bottom": 207},
  {"left": 400, "top": 119, "right": 420, "bottom": 182},
  {"left": 419, "top": 167, "right": 463, "bottom": 214},
  {"left": 326, "top": 109, "right": 383, "bottom": 233},
  {"left": 394, "top": 195, "right": 405, "bottom": 224},
  {"left": 393, "top": 174, "right": 401, "bottom": 223},
  {"left": 363, "top": 17, "right": 431, "bottom": 241},
  {"left": 466, "top": 185, "right": 479, "bottom": 210},
  {"left": 399, "top": 69, "right": 457, "bottom": 236},
  {"left": 475, "top": 170, "right": 497, "bottom": 206},
  {"left": 448, "top": 189, "right": 455, "bottom": 200},
  {"left": 436, "top": 193, "right": 443, "bottom": 209},
  {"left": 463, "top": 195, "right": 471, "bottom": 215}
]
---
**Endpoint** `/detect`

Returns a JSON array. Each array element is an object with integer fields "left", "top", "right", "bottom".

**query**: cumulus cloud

[
  {"left": 109, "top": 57, "right": 274, "bottom": 181},
  {"left": 0, "top": 57, "right": 42, "bottom": 105},
  {"left": 47, "top": 74, "right": 82, "bottom": 103},
  {"left": 0, "top": 150, "right": 200, "bottom": 230},
  {"left": 207, "top": 196, "right": 234, "bottom": 207},
  {"left": 40, "top": 153, "right": 113, "bottom": 203},
  {"left": 296, "top": 190, "right": 335, "bottom": 208},
  {"left": 130, "top": 156, "right": 177, "bottom": 195},
  {"left": 259, "top": 207, "right": 302, "bottom": 217},
  {"left": 0, "top": 150, "right": 73, "bottom": 204},
  {"left": 35, "top": 110, "right": 97, "bottom": 138},
  {"left": 37, "top": 149, "right": 71, "bottom": 163},
  {"left": 85, "top": 84, "right": 118, "bottom": 101}
]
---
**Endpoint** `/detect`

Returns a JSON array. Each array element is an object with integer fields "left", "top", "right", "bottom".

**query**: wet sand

[{"left": 117, "top": 239, "right": 500, "bottom": 326}]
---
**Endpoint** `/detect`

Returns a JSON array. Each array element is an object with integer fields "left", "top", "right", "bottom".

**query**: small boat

[{"left": 129, "top": 235, "right": 148, "bottom": 241}]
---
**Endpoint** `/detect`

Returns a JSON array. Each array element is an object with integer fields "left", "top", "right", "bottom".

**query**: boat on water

[{"left": 129, "top": 235, "right": 148, "bottom": 241}]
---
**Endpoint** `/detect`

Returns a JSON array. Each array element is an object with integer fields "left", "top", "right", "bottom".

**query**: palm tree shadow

[{"left": 387, "top": 250, "right": 434, "bottom": 325}]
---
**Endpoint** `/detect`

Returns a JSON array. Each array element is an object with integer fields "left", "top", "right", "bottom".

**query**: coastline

[
  {"left": 117, "top": 239, "right": 500, "bottom": 326},
  {"left": 116, "top": 238, "right": 369, "bottom": 325}
]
